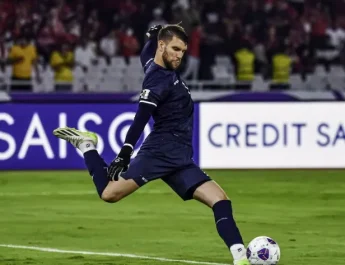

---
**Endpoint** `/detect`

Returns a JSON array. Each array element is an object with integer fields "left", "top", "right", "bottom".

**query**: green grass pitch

[{"left": 0, "top": 170, "right": 344, "bottom": 265}]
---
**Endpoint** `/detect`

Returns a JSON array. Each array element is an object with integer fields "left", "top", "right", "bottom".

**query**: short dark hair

[{"left": 158, "top": 24, "right": 188, "bottom": 45}]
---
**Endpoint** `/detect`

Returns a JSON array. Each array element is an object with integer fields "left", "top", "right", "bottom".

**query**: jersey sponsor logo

[{"left": 140, "top": 89, "right": 151, "bottom": 100}]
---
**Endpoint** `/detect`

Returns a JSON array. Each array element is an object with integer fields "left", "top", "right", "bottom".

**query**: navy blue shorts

[{"left": 121, "top": 139, "right": 211, "bottom": 200}]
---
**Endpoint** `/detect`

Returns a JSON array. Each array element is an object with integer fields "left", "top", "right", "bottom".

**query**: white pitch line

[
  {"left": 0, "top": 191, "right": 96, "bottom": 197},
  {"left": 0, "top": 244, "right": 229, "bottom": 265},
  {"left": 0, "top": 189, "right": 170, "bottom": 197}
]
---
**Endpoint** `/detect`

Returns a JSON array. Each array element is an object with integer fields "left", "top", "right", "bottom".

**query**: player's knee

[
  {"left": 193, "top": 181, "right": 229, "bottom": 208},
  {"left": 207, "top": 194, "right": 229, "bottom": 208},
  {"left": 101, "top": 190, "right": 123, "bottom": 203},
  {"left": 214, "top": 193, "right": 229, "bottom": 203}
]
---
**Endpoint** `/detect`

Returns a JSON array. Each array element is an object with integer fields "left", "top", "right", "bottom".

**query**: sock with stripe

[
  {"left": 213, "top": 200, "right": 246, "bottom": 261},
  {"left": 81, "top": 144, "right": 109, "bottom": 198}
]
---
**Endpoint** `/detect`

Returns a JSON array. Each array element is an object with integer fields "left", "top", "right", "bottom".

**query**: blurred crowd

[{"left": 0, "top": 0, "right": 345, "bottom": 92}]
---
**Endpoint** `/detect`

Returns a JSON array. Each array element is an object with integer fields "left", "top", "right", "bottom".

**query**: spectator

[
  {"left": 99, "top": 30, "right": 118, "bottom": 64},
  {"left": 232, "top": 40, "right": 256, "bottom": 89},
  {"left": 50, "top": 43, "right": 74, "bottom": 91},
  {"left": 199, "top": 12, "right": 224, "bottom": 80},
  {"left": 170, "top": 5, "right": 193, "bottom": 35},
  {"left": 0, "top": 35, "right": 7, "bottom": 90},
  {"left": 74, "top": 37, "right": 97, "bottom": 73},
  {"left": 270, "top": 45, "right": 297, "bottom": 90},
  {"left": 84, "top": 9, "right": 105, "bottom": 42},
  {"left": 118, "top": 27, "right": 140, "bottom": 60},
  {"left": 265, "top": 26, "right": 280, "bottom": 64},
  {"left": 287, "top": 0, "right": 305, "bottom": 15},
  {"left": 118, "top": 0, "right": 138, "bottom": 17},
  {"left": 0, "top": 35, "right": 7, "bottom": 71},
  {"left": 0, "top": 0, "right": 341, "bottom": 91},
  {"left": 55, "top": 0, "right": 73, "bottom": 22},
  {"left": 326, "top": 19, "right": 345, "bottom": 50},
  {"left": 244, "top": 0, "right": 267, "bottom": 42},
  {"left": 7, "top": 35, "right": 41, "bottom": 91},
  {"left": 0, "top": 0, "right": 15, "bottom": 36},
  {"left": 186, "top": 0, "right": 201, "bottom": 32},
  {"left": 12, "top": 2, "right": 33, "bottom": 39},
  {"left": 182, "top": 22, "right": 202, "bottom": 83},
  {"left": 267, "top": 0, "right": 295, "bottom": 42},
  {"left": 309, "top": 6, "right": 329, "bottom": 49},
  {"left": 289, "top": 27, "right": 312, "bottom": 78},
  {"left": 148, "top": 8, "right": 167, "bottom": 30},
  {"left": 36, "top": 13, "right": 64, "bottom": 65},
  {"left": 65, "top": 18, "right": 81, "bottom": 45}
]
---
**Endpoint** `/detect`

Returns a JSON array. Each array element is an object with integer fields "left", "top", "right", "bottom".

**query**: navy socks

[
  {"left": 83, "top": 150, "right": 109, "bottom": 197},
  {"left": 213, "top": 200, "right": 244, "bottom": 248}
]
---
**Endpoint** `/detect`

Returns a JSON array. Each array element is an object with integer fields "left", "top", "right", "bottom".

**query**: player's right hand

[
  {"left": 146, "top": 24, "right": 162, "bottom": 39},
  {"left": 107, "top": 145, "right": 133, "bottom": 181}
]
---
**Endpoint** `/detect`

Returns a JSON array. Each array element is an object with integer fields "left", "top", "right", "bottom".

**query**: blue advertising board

[
  {"left": 2, "top": 101, "right": 345, "bottom": 170},
  {"left": 0, "top": 103, "right": 199, "bottom": 170}
]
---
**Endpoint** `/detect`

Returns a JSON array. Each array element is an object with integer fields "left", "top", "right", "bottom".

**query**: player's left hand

[{"left": 107, "top": 145, "right": 133, "bottom": 181}]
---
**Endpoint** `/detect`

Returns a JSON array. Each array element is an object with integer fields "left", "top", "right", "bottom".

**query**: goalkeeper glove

[
  {"left": 146, "top": 24, "right": 162, "bottom": 39},
  {"left": 107, "top": 145, "right": 133, "bottom": 181}
]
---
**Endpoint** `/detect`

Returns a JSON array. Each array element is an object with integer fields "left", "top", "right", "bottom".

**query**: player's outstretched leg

[
  {"left": 193, "top": 181, "right": 250, "bottom": 265},
  {"left": 53, "top": 127, "right": 110, "bottom": 197},
  {"left": 53, "top": 127, "right": 139, "bottom": 202}
]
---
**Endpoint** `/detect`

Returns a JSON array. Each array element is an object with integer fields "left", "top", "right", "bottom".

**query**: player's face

[{"left": 162, "top": 36, "right": 187, "bottom": 70}]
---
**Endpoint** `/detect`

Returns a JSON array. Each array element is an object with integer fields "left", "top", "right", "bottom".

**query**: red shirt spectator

[
  {"left": 188, "top": 25, "right": 202, "bottom": 58},
  {"left": 310, "top": 9, "right": 328, "bottom": 36},
  {"left": 0, "top": 0, "right": 15, "bottom": 35},
  {"left": 13, "top": 2, "right": 33, "bottom": 38},
  {"left": 57, "top": 1, "right": 73, "bottom": 21},
  {"left": 118, "top": 0, "right": 138, "bottom": 16},
  {"left": 0, "top": 38, "right": 6, "bottom": 61},
  {"left": 119, "top": 28, "right": 140, "bottom": 57}
]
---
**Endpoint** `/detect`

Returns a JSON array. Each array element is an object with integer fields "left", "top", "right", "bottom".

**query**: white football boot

[{"left": 53, "top": 127, "right": 98, "bottom": 149}]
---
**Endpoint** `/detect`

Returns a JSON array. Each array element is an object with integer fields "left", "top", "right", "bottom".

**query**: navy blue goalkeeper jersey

[{"left": 139, "top": 60, "right": 194, "bottom": 146}]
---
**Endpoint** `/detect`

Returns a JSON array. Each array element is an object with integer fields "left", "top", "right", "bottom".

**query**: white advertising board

[{"left": 199, "top": 103, "right": 345, "bottom": 168}]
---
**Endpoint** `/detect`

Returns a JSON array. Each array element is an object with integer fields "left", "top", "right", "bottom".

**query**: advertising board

[
  {"left": 199, "top": 103, "right": 345, "bottom": 168},
  {"left": 0, "top": 104, "right": 154, "bottom": 169}
]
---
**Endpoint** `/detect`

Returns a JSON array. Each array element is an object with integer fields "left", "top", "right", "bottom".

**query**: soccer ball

[{"left": 246, "top": 236, "right": 280, "bottom": 265}]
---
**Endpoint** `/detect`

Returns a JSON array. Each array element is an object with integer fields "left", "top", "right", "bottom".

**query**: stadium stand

[{"left": 0, "top": 0, "right": 344, "bottom": 92}]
